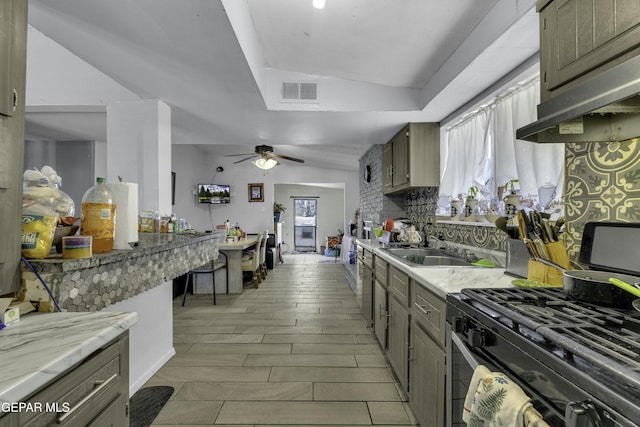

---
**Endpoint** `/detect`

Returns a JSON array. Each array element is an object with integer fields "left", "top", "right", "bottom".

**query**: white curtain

[
  {"left": 440, "top": 107, "right": 494, "bottom": 199},
  {"left": 441, "top": 77, "right": 564, "bottom": 211}
]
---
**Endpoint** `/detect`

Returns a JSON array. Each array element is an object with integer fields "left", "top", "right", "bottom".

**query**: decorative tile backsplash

[
  {"left": 404, "top": 187, "right": 507, "bottom": 251},
  {"left": 360, "top": 139, "right": 640, "bottom": 260},
  {"left": 565, "top": 139, "right": 640, "bottom": 262}
]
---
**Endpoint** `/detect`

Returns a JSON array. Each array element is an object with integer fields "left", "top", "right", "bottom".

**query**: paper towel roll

[{"left": 107, "top": 182, "right": 139, "bottom": 250}]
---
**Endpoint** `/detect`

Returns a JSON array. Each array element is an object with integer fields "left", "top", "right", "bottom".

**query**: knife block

[{"left": 527, "top": 241, "right": 571, "bottom": 286}]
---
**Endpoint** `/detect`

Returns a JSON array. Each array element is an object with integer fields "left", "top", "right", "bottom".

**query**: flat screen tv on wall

[{"left": 197, "top": 184, "right": 230, "bottom": 204}]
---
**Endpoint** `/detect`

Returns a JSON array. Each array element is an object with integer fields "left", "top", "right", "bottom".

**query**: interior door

[{"left": 293, "top": 198, "right": 317, "bottom": 252}]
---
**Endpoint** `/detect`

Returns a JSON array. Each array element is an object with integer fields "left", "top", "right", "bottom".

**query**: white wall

[{"left": 171, "top": 146, "right": 359, "bottom": 235}]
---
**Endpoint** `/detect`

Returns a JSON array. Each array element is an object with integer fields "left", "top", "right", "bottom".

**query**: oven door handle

[{"left": 451, "top": 332, "right": 479, "bottom": 370}]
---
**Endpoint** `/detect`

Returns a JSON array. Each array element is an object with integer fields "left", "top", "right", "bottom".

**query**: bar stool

[{"left": 182, "top": 252, "right": 227, "bottom": 306}]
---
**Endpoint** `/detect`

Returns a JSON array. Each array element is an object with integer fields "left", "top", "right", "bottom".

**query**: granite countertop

[
  {"left": 24, "top": 232, "right": 219, "bottom": 273},
  {"left": 356, "top": 239, "right": 514, "bottom": 298},
  {"left": 0, "top": 311, "right": 137, "bottom": 404}
]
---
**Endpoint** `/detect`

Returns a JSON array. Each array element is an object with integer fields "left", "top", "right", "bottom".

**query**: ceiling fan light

[
  {"left": 255, "top": 157, "right": 278, "bottom": 170},
  {"left": 312, "top": 0, "right": 325, "bottom": 9}
]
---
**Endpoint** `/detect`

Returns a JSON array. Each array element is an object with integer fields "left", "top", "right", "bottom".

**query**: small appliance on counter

[{"left": 362, "top": 220, "right": 373, "bottom": 239}]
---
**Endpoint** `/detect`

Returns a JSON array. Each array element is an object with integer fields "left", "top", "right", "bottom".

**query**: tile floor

[{"left": 144, "top": 257, "right": 419, "bottom": 426}]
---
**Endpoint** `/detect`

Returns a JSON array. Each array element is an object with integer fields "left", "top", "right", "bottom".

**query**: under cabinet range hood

[{"left": 517, "top": 54, "right": 640, "bottom": 143}]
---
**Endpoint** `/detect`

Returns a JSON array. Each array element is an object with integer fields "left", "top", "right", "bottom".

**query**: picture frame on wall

[{"left": 248, "top": 183, "right": 264, "bottom": 202}]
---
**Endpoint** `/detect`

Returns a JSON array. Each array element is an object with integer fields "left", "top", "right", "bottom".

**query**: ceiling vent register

[{"left": 282, "top": 82, "right": 317, "bottom": 101}]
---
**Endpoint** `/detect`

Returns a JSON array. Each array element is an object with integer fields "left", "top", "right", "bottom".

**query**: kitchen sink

[{"left": 380, "top": 247, "right": 471, "bottom": 267}]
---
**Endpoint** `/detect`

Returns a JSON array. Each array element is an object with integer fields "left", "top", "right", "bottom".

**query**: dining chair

[
  {"left": 258, "top": 230, "right": 269, "bottom": 280},
  {"left": 241, "top": 232, "right": 263, "bottom": 288}
]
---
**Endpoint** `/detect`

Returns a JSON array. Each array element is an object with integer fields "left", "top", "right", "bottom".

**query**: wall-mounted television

[{"left": 197, "top": 184, "right": 230, "bottom": 204}]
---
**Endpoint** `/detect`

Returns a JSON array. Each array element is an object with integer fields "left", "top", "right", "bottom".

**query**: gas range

[{"left": 446, "top": 287, "right": 640, "bottom": 427}]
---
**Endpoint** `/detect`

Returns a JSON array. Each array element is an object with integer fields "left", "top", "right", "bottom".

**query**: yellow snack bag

[{"left": 22, "top": 203, "right": 58, "bottom": 259}]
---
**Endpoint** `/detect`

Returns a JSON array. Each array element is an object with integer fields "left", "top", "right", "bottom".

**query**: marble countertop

[
  {"left": 0, "top": 311, "right": 137, "bottom": 404},
  {"left": 356, "top": 239, "right": 513, "bottom": 299}
]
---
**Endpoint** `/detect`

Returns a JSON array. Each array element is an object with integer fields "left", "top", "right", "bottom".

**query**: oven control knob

[
  {"left": 467, "top": 329, "right": 486, "bottom": 348},
  {"left": 565, "top": 401, "right": 603, "bottom": 427}
]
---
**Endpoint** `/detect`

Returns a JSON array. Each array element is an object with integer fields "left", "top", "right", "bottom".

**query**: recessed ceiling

[
  {"left": 247, "top": 0, "right": 499, "bottom": 89},
  {"left": 24, "top": 0, "right": 539, "bottom": 172}
]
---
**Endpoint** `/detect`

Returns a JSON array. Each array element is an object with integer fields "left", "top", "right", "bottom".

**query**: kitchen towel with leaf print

[{"left": 463, "top": 365, "right": 550, "bottom": 427}]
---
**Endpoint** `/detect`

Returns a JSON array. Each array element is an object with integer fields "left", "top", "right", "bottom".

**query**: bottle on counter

[{"left": 81, "top": 177, "right": 116, "bottom": 253}]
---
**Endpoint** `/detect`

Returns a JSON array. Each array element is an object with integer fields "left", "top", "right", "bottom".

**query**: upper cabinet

[
  {"left": 538, "top": 0, "right": 640, "bottom": 101},
  {"left": 0, "top": 0, "right": 22, "bottom": 118},
  {"left": 0, "top": 0, "right": 27, "bottom": 296},
  {"left": 382, "top": 122, "right": 440, "bottom": 194}
]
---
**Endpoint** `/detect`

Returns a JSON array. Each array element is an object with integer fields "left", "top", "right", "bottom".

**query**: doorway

[{"left": 293, "top": 198, "right": 317, "bottom": 252}]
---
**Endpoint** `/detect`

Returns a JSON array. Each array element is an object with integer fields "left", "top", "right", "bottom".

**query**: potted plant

[{"left": 273, "top": 202, "right": 286, "bottom": 222}]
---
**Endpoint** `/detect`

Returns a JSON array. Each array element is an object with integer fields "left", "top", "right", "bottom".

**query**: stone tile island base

[{"left": 20, "top": 232, "right": 221, "bottom": 312}]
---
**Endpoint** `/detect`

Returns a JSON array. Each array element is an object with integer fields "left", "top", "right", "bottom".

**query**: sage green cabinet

[
  {"left": 361, "top": 261, "right": 374, "bottom": 326},
  {"left": 382, "top": 123, "right": 440, "bottom": 194},
  {"left": 0, "top": 333, "right": 130, "bottom": 427},
  {"left": 538, "top": 0, "right": 640, "bottom": 100},
  {"left": 382, "top": 143, "right": 393, "bottom": 192},
  {"left": 409, "top": 321, "right": 445, "bottom": 427},
  {"left": 0, "top": 0, "right": 27, "bottom": 296},
  {"left": 373, "top": 281, "right": 387, "bottom": 348},
  {"left": 409, "top": 282, "right": 447, "bottom": 427},
  {"left": 387, "top": 294, "right": 409, "bottom": 391}
]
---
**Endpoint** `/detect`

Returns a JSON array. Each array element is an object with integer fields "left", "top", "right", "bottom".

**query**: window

[{"left": 440, "top": 77, "right": 564, "bottom": 215}]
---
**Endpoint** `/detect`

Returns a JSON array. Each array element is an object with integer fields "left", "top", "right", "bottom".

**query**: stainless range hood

[{"left": 516, "top": 54, "right": 640, "bottom": 143}]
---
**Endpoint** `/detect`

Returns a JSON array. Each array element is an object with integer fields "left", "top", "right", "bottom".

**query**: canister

[{"left": 62, "top": 236, "right": 93, "bottom": 259}]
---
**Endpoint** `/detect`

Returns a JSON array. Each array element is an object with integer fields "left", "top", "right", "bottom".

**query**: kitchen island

[
  {"left": 21, "top": 232, "right": 222, "bottom": 311},
  {"left": 19, "top": 231, "right": 222, "bottom": 395}
]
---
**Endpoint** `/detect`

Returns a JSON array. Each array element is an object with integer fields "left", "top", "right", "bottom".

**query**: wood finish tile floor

[{"left": 145, "top": 263, "right": 419, "bottom": 426}]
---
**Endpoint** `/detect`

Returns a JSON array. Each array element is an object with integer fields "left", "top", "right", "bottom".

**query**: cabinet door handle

[
  {"left": 414, "top": 303, "right": 431, "bottom": 316},
  {"left": 56, "top": 373, "right": 118, "bottom": 424},
  {"left": 12, "top": 89, "right": 18, "bottom": 112}
]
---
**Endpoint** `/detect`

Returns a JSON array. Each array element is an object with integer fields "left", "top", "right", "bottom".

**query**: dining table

[{"left": 219, "top": 236, "right": 259, "bottom": 293}]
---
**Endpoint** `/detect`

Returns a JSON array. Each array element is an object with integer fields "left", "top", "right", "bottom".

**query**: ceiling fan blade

[
  {"left": 225, "top": 153, "right": 257, "bottom": 157},
  {"left": 273, "top": 153, "right": 305, "bottom": 163},
  {"left": 233, "top": 154, "right": 258, "bottom": 164}
]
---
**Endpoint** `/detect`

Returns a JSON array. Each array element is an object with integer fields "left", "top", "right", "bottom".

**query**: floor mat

[{"left": 129, "top": 386, "right": 174, "bottom": 427}]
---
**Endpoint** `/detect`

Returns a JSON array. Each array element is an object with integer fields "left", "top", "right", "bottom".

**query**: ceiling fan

[{"left": 224, "top": 145, "right": 305, "bottom": 169}]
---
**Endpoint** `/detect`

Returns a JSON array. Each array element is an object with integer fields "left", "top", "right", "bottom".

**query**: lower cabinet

[
  {"left": 374, "top": 280, "right": 387, "bottom": 348},
  {"left": 387, "top": 295, "right": 409, "bottom": 391},
  {"left": 409, "top": 321, "right": 445, "bottom": 427},
  {"left": 361, "top": 264, "right": 374, "bottom": 326},
  {"left": 0, "top": 332, "right": 130, "bottom": 427},
  {"left": 363, "top": 255, "right": 448, "bottom": 427}
]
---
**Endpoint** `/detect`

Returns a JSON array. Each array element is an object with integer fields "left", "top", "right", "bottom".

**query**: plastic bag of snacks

[
  {"left": 22, "top": 165, "right": 76, "bottom": 221},
  {"left": 139, "top": 210, "right": 155, "bottom": 232},
  {"left": 22, "top": 201, "right": 59, "bottom": 258}
]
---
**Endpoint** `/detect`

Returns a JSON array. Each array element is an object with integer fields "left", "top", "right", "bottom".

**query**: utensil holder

[
  {"left": 527, "top": 260, "right": 564, "bottom": 286},
  {"left": 527, "top": 241, "right": 571, "bottom": 286}
]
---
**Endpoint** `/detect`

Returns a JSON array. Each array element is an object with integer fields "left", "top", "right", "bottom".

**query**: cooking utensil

[
  {"left": 563, "top": 270, "right": 640, "bottom": 309},
  {"left": 608, "top": 277, "right": 640, "bottom": 297}
]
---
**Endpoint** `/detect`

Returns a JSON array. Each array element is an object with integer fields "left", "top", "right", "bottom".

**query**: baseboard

[{"left": 129, "top": 346, "right": 176, "bottom": 396}]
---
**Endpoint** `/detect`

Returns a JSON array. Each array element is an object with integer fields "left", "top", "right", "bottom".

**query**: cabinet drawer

[
  {"left": 388, "top": 266, "right": 409, "bottom": 307},
  {"left": 374, "top": 256, "right": 388, "bottom": 287},
  {"left": 21, "top": 335, "right": 128, "bottom": 426},
  {"left": 362, "top": 248, "right": 373, "bottom": 268},
  {"left": 411, "top": 285, "right": 446, "bottom": 346}
]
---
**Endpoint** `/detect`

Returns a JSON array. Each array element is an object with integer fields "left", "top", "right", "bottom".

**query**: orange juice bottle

[{"left": 81, "top": 177, "right": 116, "bottom": 253}]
